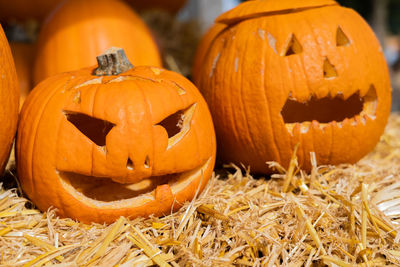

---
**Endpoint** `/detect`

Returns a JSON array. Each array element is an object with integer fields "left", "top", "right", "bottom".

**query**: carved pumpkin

[
  {"left": 192, "top": 23, "right": 226, "bottom": 85},
  {"left": 0, "top": 26, "right": 19, "bottom": 174},
  {"left": 0, "top": 0, "right": 61, "bottom": 22},
  {"left": 10, "top": 42, "right": 35, "bottom": 109},
  {"left": 33, "top": 0, "right": 162, "bottom": 85},
  {"left": 125, "top": 0, "right": 187, "bottom": 14},
  {"left": 17, "top": 48, "right": 216, "bottom": 224},
  {"left": 193, "top": 0, "right": 391, "bottom": 173}
]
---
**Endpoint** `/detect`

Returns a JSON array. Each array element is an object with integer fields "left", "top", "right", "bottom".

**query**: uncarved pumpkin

[
  {"left": 0, "top": 27, "right": 19, "bottom": 174},
  {"left": 0, "top": 0, "right": 61, "bottom": 22},
  {"left": 18, "top": 48, "right": 216, "bottom": 224},
  {"left": 33, "top": 0, "right": 162, "bottom": 85},
  {"left": 125, "top": 0, "right": 187, "bottom": 14},
  {"left": 10, "top": 42, "right": 35, "bottom": 109},
  {"left": 193, "top": 0, "right": 391, "bottom": 172}
]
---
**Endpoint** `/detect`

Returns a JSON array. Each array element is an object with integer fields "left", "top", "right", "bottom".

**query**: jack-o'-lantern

[
  {"left": 33, "top": 0, "right": 162, "bottom": 85},
  {"left": 17, "top": 48, "right": 216, "bottom": 224},
  {"left": 193, "top": 0, "right": 391, "bottom": 173}
]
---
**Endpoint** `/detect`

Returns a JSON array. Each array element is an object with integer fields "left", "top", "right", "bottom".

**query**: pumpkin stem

[{"left": 93, "top": 47, "right": 133, "bottom": 76}]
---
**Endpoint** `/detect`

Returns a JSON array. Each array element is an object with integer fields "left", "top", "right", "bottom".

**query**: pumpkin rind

[
  {"left": 193, "top": 1, "right": 391, "bottom": 173},
  {"left": 216, "top": 0, "right": 338, "bottom": 24},
  {"left": 0, "top": 27, "right": 19, "bottom": 174},
  {"left": 18, "top": 62, "right": 216, "bottom": 224},
  {"left": 192, "top": 23, "right": 227, "bottom": 85},
  {"left": 33, "top": 0, "right": 162, "bottom": 85}
]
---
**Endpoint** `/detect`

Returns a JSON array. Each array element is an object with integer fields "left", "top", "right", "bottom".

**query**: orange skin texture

[
  {"left": 193, "top": 0, "right": 391, "bottom": 173},
  {"left": 125, "top": 0, "right": 187, "bottom": 14},
  {"left": 192, "top": 23, "right": 227, "bottom": 85},
  {"left": 33, "top": 0, "right": 162, "bottom": 85},
  {"left": 17, "top": 66, "right": 216, "bottom": 224},
  {"left": 10, "top": 42, "right": 35, "bottom": 110},
  {"left": 0, "top": 27, "right": 19, "bottom": 174},
  {"left": 0, "top": 0, "right": 62, "bottom": 22}
]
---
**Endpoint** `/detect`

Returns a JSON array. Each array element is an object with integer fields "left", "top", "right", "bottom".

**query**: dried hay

[{"left": 0, "top": 115, "right": 400, "bottom": 266}]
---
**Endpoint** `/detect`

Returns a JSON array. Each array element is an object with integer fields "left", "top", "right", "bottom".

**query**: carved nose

[
  {"left": 323, "top": 57, "right": 337, "bottom": 79},
  {"left": 127, "top": 158, "right": 134, "bottom": 170},
  {"left": 126, "top": 156, "right": 150, "bottom": 171}
]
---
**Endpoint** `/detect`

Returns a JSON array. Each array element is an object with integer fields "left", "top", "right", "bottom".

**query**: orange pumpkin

[
  {"left": 125, "top": 0, "right": 187, "bottom": 14},
  {"left": 17, "top": 48, "right": 216, "bottom": 224},
  {"left": 0, "top": 0, "right": 61, "bottom": 22},
  {"left": 193, "top": 0, "right": 391, "bottom": 173},
  {"left": 10, "top": 42, "right": 35, "bottom": 109},
  {"left": 0, "top": 27, "right": 19, "bottom": 174},
  {"left": 33, "top": 0, "right": 162, "bottom": 85},
  {"left": 192, "top": 23, "right": 226, "bottom": 85}
]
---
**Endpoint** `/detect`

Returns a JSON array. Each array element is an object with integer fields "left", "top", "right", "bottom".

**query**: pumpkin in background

[
  {"left": 18, "top": 48, "right": 216, "bottom": 224},
  {"left": 125, "top": 0, "right": 187, "bottom": 14},
  {"left": 0, "top": 27, "right": 19, "bottom": 174},
  {"left": 193, "top": 0, "right": 391, "bottom": 173},
  {"left": 0, "top": 0, "right": 61, "bottom": 22},
  {"left": 10, "top": 42, "right": 35, "bottom": 109},
  {"left": 33, "top": 0, "right": 162, "bottom": 85}
]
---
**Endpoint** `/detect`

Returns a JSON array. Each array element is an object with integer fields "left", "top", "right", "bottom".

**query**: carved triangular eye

[
  {"left": 64, "top": 111, "right": 115, "bottom": 146},
  {"left": 157, "top": 110, "right": 185, "bottom": 139},
  {"left": 282, "top": 34, "right": 303, "bottom": 56},
  {"left": 156, "top": 103, "right": 196, "bottom": 149},
  {"left": 323, "top": 57, "right": 338, "bottom": 79},
  {"left": 336, "top": 26, "right": 351, "bottom": 47}
]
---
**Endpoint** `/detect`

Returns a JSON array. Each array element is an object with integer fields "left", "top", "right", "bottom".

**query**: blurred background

[{"left": 2, "top": 0, "right": 400, "bottom": 109}]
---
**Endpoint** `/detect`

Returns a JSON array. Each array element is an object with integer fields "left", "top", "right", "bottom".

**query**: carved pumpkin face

[
  {"left": 17, "top": 52, "right": 216, "bottom": 223},
  {"left": 193, "top": 0, "right": 391, "bottom": 173}
]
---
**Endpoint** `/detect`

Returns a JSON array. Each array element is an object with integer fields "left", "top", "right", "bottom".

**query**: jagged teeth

[
  {"left": 288, "top": 83, "right": 378, "bottom": 103},
  {"left": 284, "top": 115, "right": 375, "bottom": 135}
]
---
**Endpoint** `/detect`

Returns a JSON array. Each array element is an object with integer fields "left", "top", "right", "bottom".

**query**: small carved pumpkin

[
  {"left": 18, "top": 48, "right": 216, "bottom": 224},
  {"left": 33, "top": 0, "right": 162, "bottom": 85},
  {"left": 0, "top": 26, "right": 19, "bottom": 174},
  {"left": 193, "top": 0, "right": 391, "bottom": 173}
]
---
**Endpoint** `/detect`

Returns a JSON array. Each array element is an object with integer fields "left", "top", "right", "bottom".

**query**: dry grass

[{"left": 0, "top": 115, "right": 400, "bottom": 266}]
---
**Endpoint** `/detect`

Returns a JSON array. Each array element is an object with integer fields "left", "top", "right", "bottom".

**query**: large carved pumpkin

[
  {"left": 18, "top": 48, "right": 216, "bottom": 224},
  {"left": 193, "top": 0, "right": 391, "bottom": 173},
  {"left": 33, "top": 0, "right": 162, "bottom": 85},
  {"left": 0, "top": 27, "right": 19, "bottom": 174},
  {"left": 10, "top": 42, "right": 35, "bottom": 109}
]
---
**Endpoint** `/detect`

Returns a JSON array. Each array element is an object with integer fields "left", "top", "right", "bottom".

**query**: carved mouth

[
  {"left": 58, "top": 157, "right": 212, "bottom": 208},
  {"left": 281, "top": 84, "right": 378, "bottom": 134}
]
